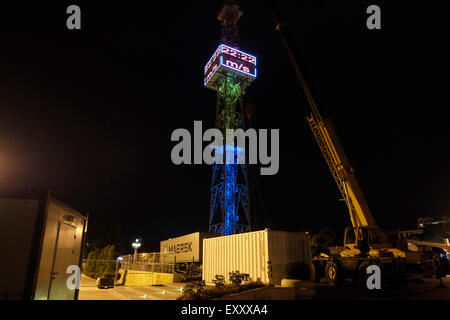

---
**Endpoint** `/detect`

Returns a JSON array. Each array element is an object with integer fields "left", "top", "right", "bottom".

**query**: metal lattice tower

[{"left": 204, "top": 1, "right": 256, "bottom": 235}]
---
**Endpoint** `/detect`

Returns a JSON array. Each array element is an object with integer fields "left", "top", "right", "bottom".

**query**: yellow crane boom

[
  {"left": 307, "top": 114, "right": 377, "bottom": 229},
  {"left": 265, "top": 0, "right": 377, "bottom": 230}
]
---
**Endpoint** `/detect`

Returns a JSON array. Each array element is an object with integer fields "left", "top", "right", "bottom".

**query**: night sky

[{"left": 0, "top": 1, "right": 448, "bottom": 252}]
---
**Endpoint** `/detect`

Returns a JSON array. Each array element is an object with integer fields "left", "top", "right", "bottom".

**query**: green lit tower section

[{"left": 204, "top": 1, "right": 257, "bottom": 235}]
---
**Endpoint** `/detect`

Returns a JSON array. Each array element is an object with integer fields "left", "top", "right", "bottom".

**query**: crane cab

[{"left": 341, "top": 226, "right": 405, "bottom": 259}]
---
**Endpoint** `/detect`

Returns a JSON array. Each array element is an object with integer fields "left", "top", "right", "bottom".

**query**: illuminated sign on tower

[{"left": 204, "top": 44, "right": 257, "bottom": 91}]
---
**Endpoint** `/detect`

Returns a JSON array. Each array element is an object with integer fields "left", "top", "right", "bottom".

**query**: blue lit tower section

[{"left": 204, "top": 1, "right": 257, "bottom": 235}]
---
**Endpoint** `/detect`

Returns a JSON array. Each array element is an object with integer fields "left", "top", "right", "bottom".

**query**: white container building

[
  {"left": 160, "top": 232, "right": 218, "bottom": 264},
  {"left": 0, "top": 191, "right": 88, "bottom": 300},
  {"left": 202, "top": 229, "right": 311, "bottom": 285}
]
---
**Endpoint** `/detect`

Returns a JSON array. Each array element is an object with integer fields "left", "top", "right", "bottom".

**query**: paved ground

[
  {"left": 78, "top": 274, "right": 185, "bottom": 300},
  {"left": 78, "top": 274, "right": 450, "bottom": 300}
]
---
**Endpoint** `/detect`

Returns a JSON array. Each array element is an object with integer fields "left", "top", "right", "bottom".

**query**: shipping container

[
  {"left": 0, "top": 191, "right": 88, "bottom": 300},
  {"left": 202, "top": 229, "right": 311, "bottom": 285},
  {"left": 160, "top": 232, "right": 218, "bottom": 264}
]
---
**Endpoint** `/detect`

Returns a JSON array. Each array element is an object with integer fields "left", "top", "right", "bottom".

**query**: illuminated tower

[{"left": 204, "top": 1, "right": 257, "bottom": 235}]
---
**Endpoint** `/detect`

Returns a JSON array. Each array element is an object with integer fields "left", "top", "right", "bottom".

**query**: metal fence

[
  {"left": 80, "top": 253, "right": 176, "bottom": 288},
  {"left": 119, "top": 253, "right": 175, "bottom": 274}
]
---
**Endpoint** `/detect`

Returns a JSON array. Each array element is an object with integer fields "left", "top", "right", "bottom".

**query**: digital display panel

[
  {"left": 204, "top": 44, "right": 257, "bottom": 89},
  {"left": 221, "top": 44, "right": 257, "bottom": 77},
  {"left": 204, "top": 46, "right": 222, "bottom": 85}
]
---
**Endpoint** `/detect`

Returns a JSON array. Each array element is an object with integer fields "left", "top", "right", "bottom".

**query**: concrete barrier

[
  {"left": 281, "top": 279, "right": 316, "bottom": 289},
  {"left": 214, "top": 287, "right": 296, "bottom": 300},
  {"left": 118, "top": 269, "right": 182, "bottom": 286}
]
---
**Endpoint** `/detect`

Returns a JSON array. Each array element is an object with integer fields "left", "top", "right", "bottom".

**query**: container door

[{"left": 48, "top": 222, "right": 77, "bottom": 300}]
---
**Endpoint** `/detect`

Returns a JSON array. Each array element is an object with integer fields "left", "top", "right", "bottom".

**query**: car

[{"left": 96, "top": 277, "right": 115, "bottom": 289}]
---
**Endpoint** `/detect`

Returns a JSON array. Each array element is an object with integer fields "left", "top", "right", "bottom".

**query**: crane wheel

[
  {"left": 325, "top": 260, "right": 341, "bottom": 286},
  {"left": 358, "top": 261, "right": 371, "bottom": 286},
  {"left": 310, "top": 262, "right": 321, "bottom": 283}
]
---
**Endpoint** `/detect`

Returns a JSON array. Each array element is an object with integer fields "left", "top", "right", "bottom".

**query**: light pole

[{"left": 131, "top": 238, "right": 141, "bottom": 264}]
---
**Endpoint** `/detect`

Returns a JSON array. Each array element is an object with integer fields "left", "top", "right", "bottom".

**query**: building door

[{"left": 48, "top": 222, "right": 77, "bottom": 300}]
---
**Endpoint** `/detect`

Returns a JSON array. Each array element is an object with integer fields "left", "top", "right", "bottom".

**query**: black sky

[{"left": 0, "top": 1, "right": 448, "bottom": 250}]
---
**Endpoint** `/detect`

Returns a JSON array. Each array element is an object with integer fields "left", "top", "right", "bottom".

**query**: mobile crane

[
  {"left": 267, "top": 1, "right": 407, "bottom": 286},
  {"left": 306, "top": 110, "right": 407, "bottom": 286}
]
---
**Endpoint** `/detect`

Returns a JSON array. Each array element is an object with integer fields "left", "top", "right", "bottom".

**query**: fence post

[
  {"left": 152, "top": 253, "right": 155, "bottom": 285},
  {"left": 114, "top": 260, "right": 118, "bottom": 287}
]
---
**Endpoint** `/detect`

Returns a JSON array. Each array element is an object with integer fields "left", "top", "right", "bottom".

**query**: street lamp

[{"left": 132, "top": 238, "right": 141, "bottom": 262}]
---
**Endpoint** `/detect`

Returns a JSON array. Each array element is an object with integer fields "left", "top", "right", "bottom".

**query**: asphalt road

[
  {"left": 309, "top": 275, "right": 450, "bottom": 300},
  {"left": 78, "top": 274, "right": 450, "bottom": 300},
  {"left": 78, "top": 274, "right": 185, "bottom": 300}
]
